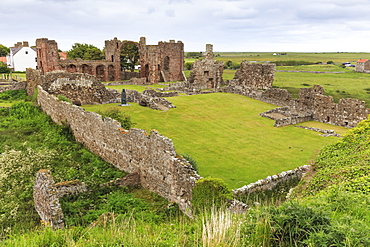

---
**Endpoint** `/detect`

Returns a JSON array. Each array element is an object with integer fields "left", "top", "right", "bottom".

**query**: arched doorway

[
  {"left": 81, "top": 64, "right": 92, "bottom": 75},
  {"left": 108, "top": 65, "right": 115, "bottom": 81},
  {"left": 163, "top": 56, "right": 170, "bottom": 71},
  {"left": 67, "top": 64, "right": 77, "bottom": 73},
  {"left": 96, "top": 65, "right": 105, "bottom": 81},
  {"left": 120, "top": 42, "right": 139, "bottom": 72}
]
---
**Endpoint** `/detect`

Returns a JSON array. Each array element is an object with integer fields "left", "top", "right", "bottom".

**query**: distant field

[
  {"left": 84, "top": 92, "right": 346, "bottom": 189},
  {"left": 185, "top": 52, "right": 370, "bottom": 64}
]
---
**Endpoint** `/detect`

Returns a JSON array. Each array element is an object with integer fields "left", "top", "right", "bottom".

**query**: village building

[
  {"left": 355, "top": 59, "right": 370, "bottom": 73},
  {"left": 6, "top": 41, "right": 37, "bottom": 71}
]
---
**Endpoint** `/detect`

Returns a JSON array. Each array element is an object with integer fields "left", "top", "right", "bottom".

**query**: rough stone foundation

[{"left": 33, "top": 169, "right": 87, "bottom": 229}]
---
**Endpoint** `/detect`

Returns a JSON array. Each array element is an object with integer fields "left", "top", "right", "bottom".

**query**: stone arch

[
  {"left": 163, "top": 56, "right": 170, "bottom": 71},
  {"left": 67, "top": 64, "right": 77, "bottom": 73},
  {"left": 96, "top": 65, "right": 105, "bottom": 81},
  {"left": 81, "top": 64, "right": 92, "bottom": 74},
  {"left": 119, "top": 41, "right": 139, "bottom": 72},
  {"left": 143, "top": 64, "right": 149, "bottom": 82},
  {"left": 108, "top": 65, "right": 115, "bottom": 81}
]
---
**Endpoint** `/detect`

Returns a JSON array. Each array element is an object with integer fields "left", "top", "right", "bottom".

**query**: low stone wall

[
  {"left": 143, "top": 89, "right": 178, "bottom": 98},
  {"left": 127, "top": 89, "right": 176, "bottom": 110},
  {"left": 33, "top": 169, "right": 87, "bottom": 229},
  {"left": 0, "top": 81, "right": 26, "bottom": 93},
  {"left": 221, "top": 85, "right": 292, "bottom": 106},
  {"left": 233, "top": 165, "right": 311, "bottom": 196},
  {"left": 121, "top": 71, "right": 140, "bottom": 80},
  {"left": 295, "top": 126, "right": 341, "bottom": 137},
  {"left": 37, "top": 86, "right": 200, "bottom": 216},
  {"left": 260, "top": 107, "right": 314, "bottom": 127}
]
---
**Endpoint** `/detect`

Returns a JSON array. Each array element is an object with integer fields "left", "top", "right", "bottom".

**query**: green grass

[
  {"left": 276, "top": 64, "right": 353, "bottom": 72},
  {"left": 106, "top": 84, "right": 166, "bottom": 92},
  {"left": 83, "top": 93, "right": 346, "bottom": 189},
  {"left": 211, "top": 52, "right": 370, "bottom": 64}
]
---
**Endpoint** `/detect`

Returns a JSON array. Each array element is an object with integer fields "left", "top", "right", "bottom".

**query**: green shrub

[
  {"left": 0, "top": 89, "right": 27, "bottom": 101},
  {"left": 192, "top": 177, "right": 232, "bottom": 213},
  {"left": 184, "top": 62, "right": 193, "bottom": 70},
  {"left": 268, "top": 202, "right": 333, "bottom": 246},
  {"left": 0, "top": 107, "right": 8, "bottom": 117},
  {"left": 57, "top": 95, "right": 72, "bottom": 104},
  {"left": 97, "top": 107, "right": 136, "bottom": 129},
  {"left": 181, "top": 153, "right": 198, "bottom": 171},
  {"left": 273, "top": 60, "right": 314, "bottom": 66}
]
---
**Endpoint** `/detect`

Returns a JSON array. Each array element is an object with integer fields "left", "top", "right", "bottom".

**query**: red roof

[
  {"left": 357, "top": 59, "right": 369, "bottom": 63},
  {"left": 0, "top": 57, "right": 6, "bottom": 63},
  {"left": 59, "top": 52, "right": 67, "bottom": 60}
]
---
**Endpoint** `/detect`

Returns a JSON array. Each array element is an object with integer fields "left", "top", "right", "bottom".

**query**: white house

[{"left": 6, "top": 41, "right": 37, "bottom": 72}]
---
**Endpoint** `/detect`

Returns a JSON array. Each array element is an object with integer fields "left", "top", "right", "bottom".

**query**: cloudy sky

[{"left": 2, "top": 0, "right": 370, "bottom": 52}]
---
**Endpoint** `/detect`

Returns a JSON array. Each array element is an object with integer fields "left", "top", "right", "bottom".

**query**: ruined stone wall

[
  {"left": 223, "top": 83, "right": 369, "bottom": 128},
  {"left": 37, "top": 86, "right": 200, "bottom": 215},
  {"left": 25, "top": 68, "right": 42, "bottom": 96},
  {"left": 233, "top": 165, "right": 311, "bottom": 196},
  {"left": 126, "top": 89, "right": 176, "bottom": 110},
  {"left": 122, "top": 71, "right": 140, "bottom": 80},
  {"left": 291, "top": 85, "right": 369, "bottom": 128},
  {"left": 158, "top": 40, "right": 185, "bottom": 82},
  {"left": 27, "top": 70, "right": 120, "bottom": 105},
  {"left": 260, "top": 106, "right": 313, "bottom": 127},
  {"left": 33, "top": 169, "right": 87, "bottom": 229},
  {"left": 139, "top": 37, "right": 184, "bottom": 84},
  {"left": 36, "top": 38, "right": 61, "bottom": 74},
  {"left": 59, "top": 58, "right": 120, "bottom": 82},
  {"left": 0, "top": 81, "right": 26, "bottom": 93},
  {"left": 142, "top": 89, "right": 178, "bottom": 98},
  {"left": 231, "top": 61, "right": 276, "bottom": 90},
  {"left": 188, "top": 44, "right": 224, "bottom": 90},
  {"left": 221, "top": 84, "right": 292, "bottom": 106}
]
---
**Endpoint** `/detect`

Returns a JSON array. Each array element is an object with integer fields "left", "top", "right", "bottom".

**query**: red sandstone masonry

[{"left": 37, "top": 86, "right": 200, "bottom": 216}]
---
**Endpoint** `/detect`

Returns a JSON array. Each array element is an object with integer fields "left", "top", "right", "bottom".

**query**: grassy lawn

[
  {"left": 83, "top": 92, "right": 346, "bottom": 189},
  {"left": 106, "top": 84, "right": 166, "bottom": 93},
  {"left": 209, "top": 52, "right": 370, "bottom": 64}
]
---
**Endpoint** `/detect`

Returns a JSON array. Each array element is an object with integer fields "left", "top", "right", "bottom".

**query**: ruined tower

[
  {"left": 36, "top": 38, "right": 61, "bottom": 74},
  {"left": 188, "top": 44, "right": 224, "bottom": 90},
  {"left": 139, "top": 37, "right": 185, "bottom": 84}
]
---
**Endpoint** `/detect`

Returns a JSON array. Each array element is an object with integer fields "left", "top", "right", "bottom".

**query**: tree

[
  {"left": 0, "top": 44, "right": 10, "bottom": 57},
  {"left": 67, "top": 43, "right": 104, "bottom": 60},
  {"left": 186, "top": 52, "right": 203, "bottom": 58},
  {"left": 120, "top": 42, "right": 139, "bottom": 72},
  {"left": 0, "top": 62, "right": 10, "bottom": 73}
]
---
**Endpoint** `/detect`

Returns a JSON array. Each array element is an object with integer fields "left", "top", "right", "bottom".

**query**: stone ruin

[
  {"left": 26, "top": 69, "right": 120, "bottom": 105},
  {"left": 36, "top": 37, "right": 185, "bottom": 84},
  {"left": 187, "top": 44, "right": 224, "bottom": 90},
  {"left": 26, "top": 69, "right": 175, "bottom": 110},
  {"left": 228, "top": 60, "right": 276, "bottom": 90},
  {"left": 233, "top": 165, "right": 311, "bottom": 199},
  {"left": 33, "top": 169, "right": 87, "bottom": 229},
  {"left": 222, "top": 81, "right": 369, "bottom": 128}
]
